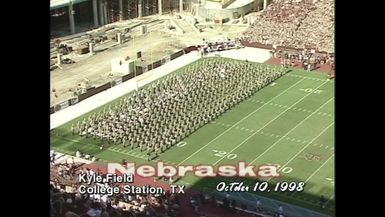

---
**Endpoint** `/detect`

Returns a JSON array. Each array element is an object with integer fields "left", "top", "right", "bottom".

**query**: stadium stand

[
  {"left": 50, "top": 153, "right": 182, "bottom": 217},
  {"left": 242, "top": 0, "right": 334, "bottom": 53}
]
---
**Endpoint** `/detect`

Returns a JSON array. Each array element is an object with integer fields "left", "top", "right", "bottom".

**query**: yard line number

[
  {"left": 213, "top": 150, "right": 238, "bottom": 159},
  {"left": 266, "top": 163, "right": 293, "bottom": 174},
  {"left": 176, "top": 141, "right": 187, "bottom": 147},
  {"left": 303, "top": 153, "right": 322, "bottom": 161},
  {"left": 299, "top": 88, "right": 324, "bottom": 94}
]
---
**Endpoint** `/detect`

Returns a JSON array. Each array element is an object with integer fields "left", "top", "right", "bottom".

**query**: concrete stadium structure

[
  {"left": 50, "top": 0, "right": 272, "bottom": 109},
  {"left": 51, "top": 0, "right": 191, "bottom": 37},
  {"left": 194, "top": 0, "right": 270, "bottom": 20},
  {"left": 50, "top": 0, "right": 270, "bottom": 37}
]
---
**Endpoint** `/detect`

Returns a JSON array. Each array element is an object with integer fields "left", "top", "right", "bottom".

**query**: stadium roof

[{"left": 50, "top": 0, "right": 89, "bottom": 10}]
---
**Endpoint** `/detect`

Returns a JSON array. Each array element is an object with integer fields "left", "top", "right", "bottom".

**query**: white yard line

[
  {"left": 176, "top": 77, "right": 306, "bottom": 166},
  {"left": 248, "top": 97, "right": 334, "bottom": 165},
  {"left": 213, "top": 81, "right": 330, "bottom": 165},
  {"left": 305, "top": 154, "right": 334, "bottom": 183},
  {"left": 267, "top": 122, "right": 334, "bottom": 181}
]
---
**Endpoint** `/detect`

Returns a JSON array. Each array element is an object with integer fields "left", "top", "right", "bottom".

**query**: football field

[{"left": 51, "top": 58, "right": 334, "bottom": 216}]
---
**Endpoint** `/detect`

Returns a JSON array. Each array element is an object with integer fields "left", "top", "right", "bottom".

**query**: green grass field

[{"left": 51, "top": 58, "right": 334, "bottom": 216}]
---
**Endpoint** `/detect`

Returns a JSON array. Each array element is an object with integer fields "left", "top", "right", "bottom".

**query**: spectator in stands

[
  {"left": 241, "top": 0, "right": 334, "bottom": 53},
  {"left": 256, "top": 200, "right": 261, "bottom": 211},
  {"left": 51, "top": 150, "right": 56, "bottom": 162},
  {"left": 278, "top": 204, "right": 284, "bottom": 214}
]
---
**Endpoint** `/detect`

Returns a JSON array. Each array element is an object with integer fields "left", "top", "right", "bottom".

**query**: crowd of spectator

[
  {"left": 198, "top": 38, "right": 242, "bottom": 56},
  {"left": 242, "top": 0, "right": 334, "bottom": 53},
  {"left": 50, "top": 161, "right": 182, "bottom": 217},
  {"left": 271, "top": 48, "right": 334, "bottom": 71}
]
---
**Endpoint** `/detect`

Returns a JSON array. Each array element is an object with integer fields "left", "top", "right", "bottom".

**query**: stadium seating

[{"left": 242, "top": 0, "right": 334, "bottom": 53}]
